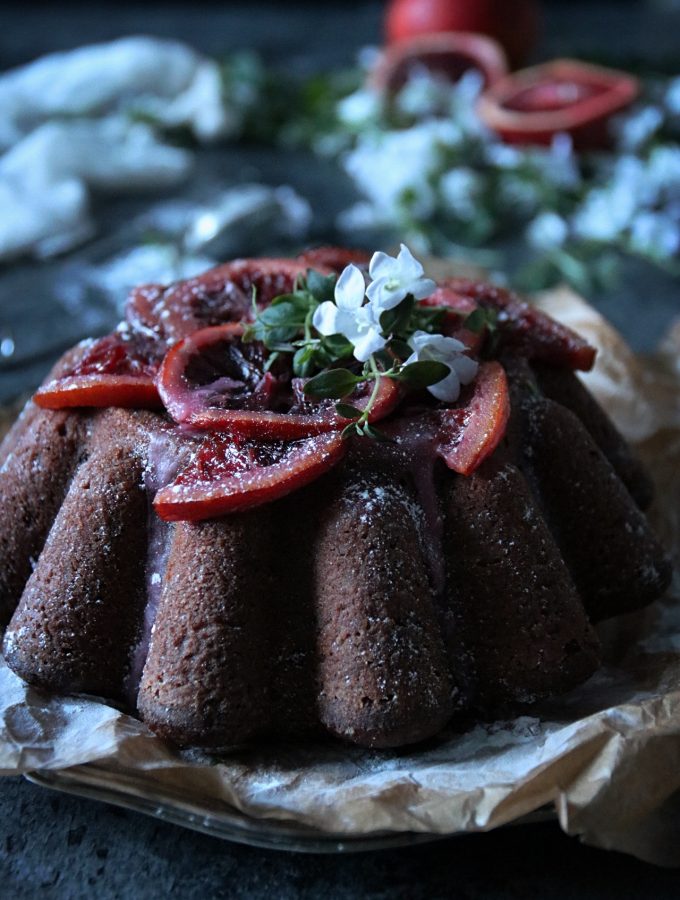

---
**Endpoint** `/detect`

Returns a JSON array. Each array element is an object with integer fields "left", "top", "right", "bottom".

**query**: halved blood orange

[
  {"left": 438, "top": 278, "right": 597, "bottom": 371},
  {"left": 370, "top": 31, "right": 508, "bottom": 95},
  {"left": 297, "top": 246, "right": 372, "bottom": 274},
  {"left": 34, "top": 332, "right": 162, "bottom": 410},
  {"left": 154, "top": 431, "right": 347, "bottom": 521},
  {"left": 157, "top": 324, "right": 402, "bottom": 439},
  {"left": 384, "top": 0, "right": 540, "bottom": 69},
  {"left": 435, "top": 360, "right": 510, "bottom": 475},
  {"left": 478, "top": 59, "right": 639, "bottom": 149}
]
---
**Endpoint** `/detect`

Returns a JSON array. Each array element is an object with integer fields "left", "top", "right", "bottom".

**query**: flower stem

[
  {"left": 357, "top": 355, "right": 382, "bottom": 427},
  {"left": 304, "top": 308, "right": 314, "bottom": 342}
]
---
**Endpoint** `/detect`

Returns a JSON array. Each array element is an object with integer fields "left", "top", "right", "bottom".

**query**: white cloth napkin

[{"left": 0, "top": 36, "right": 236, "bottom": 260}]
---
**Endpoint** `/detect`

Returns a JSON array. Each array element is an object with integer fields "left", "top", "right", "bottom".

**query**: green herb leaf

[
  {"left": 292, "top": 345, "right": 317, "bottom": 377},
  {"left": 321, "top": 333, "right": 354, "bottom": 360},
  {"left": 263, "top": 351, "right": 280, "bottom": 373},
  {"left": 410, "top": 305, "right": 447, "bottom": 333},
  {"left": 270, "top": 292, "right": 316, "bottom": 315},
  {"left": 463, "top": 307, "right": 487, "bottom": 333},
  {"left": 391, "top": 360, "right": 450, "bottom": 388},
  {"left": 254, "top": 302, "right": 306, "bottom": 347},
  {"left": 241, "top": 322, "right": 258, "bottom": 344},
  {"left": 341, "top": 421, "right": 360, "bottom": 440},
  {"left": 464, "top": 306, "right": 498, "bottom": 334},
  {"left": 335, "top": 402, "right": 362, "bottom": 419},
  {"left": 360, "top": 423, "right": 394, "bottom": 442},
  {"left": 306, "top": 269, "right": 337, "bottom": 303},
  {"left": 303, "top": 368, "right": 364, "bottom": 399},
  {"left": 387, "top": 338, "right": 413, "bottom": 361},
  {"left": 380, "top": 294, "right": 414, "bottom": 335}
]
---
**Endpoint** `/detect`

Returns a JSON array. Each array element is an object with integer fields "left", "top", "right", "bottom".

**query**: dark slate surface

[
  {"left": 4, "top": 777, "right": 680, "bottom": 900},
  {"left": 1, "top": 3, "right": 679, "bottom": 897}
]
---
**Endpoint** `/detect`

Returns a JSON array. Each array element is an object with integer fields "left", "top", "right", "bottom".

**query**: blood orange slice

[
  {"left": 435, "top": 360, "right": 510, "bottom": 475},
  {"left": 154, "top": 431, "right": 346, "bottom": 521},
  {"left": 438, "top": 278, "right": 597, "bottom": 371},
  {"left": 297, "top": 246, "right": 371, "bottom": 274},
  {"left": 126, "top": 258, "right": 321, "bottom": 344},
  {"left": 35, "top": 331, "right": 161, "bottom": 410},
  {"left": 419, "top": 286, "right": 487, "bottom": 354},
  {"left": 157, "top": 324, "right": 402, "bottom": 439}
]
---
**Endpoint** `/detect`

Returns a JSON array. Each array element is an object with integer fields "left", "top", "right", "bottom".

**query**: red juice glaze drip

[
  {"left": 352, "top": 413, "right": 447, "bottom": 598},
  {"left": 125, "top": 428, "right": 199, "bottom": 702}
]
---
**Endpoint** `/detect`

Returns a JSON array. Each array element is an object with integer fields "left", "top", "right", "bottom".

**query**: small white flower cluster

[
  {"left": 335, "top": 66, "right": 680, "bottom": 287},
  {"left": 340, "top": 73, "right": 585, "bottom": 250},
  {"left": 405, "top": 331, "right": 479, "bottom": 402},
  {"left": 312, "top": 244, "right": 478, "bottom": 402},
  {"left": 525, "top": 145, "right": 680, "bottom": 267}
]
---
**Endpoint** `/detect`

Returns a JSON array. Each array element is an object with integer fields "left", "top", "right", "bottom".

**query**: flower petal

[
  {"left": 453, "top": 355, "right": 479, "bottom": 386},
  {"left": 366, "top": 276, "right": 407, "bottom": 311},
  {"left": 409, "top": 331, "right": 465, "bottom": 356},
  {"left": 397, "top": 243, "right": 423, "bottom": 280},
  {"left": 334, "top": 263, "right": 366, "bottom": 310},
  {"left": 428, "top": 368, "right": 461, "bottom": 403},
  {"left": 368, "top": 250, "right": 394, "bottom": 281},
  {"left": 409, "top": 276, "right": 436, "bottom": 300},
  {"left": 352, "top": 327, "right": 386, "bottom": 362},
  {"left": 406, "top": 329, "right": 478, "bottom": 402},
  {"left": 312, "top": 301, "right": 340, "bottom": 336}
]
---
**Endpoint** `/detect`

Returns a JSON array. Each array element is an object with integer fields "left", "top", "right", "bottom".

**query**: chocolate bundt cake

[{"left": 0, "top": 247, "right": 671, "bottom": 750}]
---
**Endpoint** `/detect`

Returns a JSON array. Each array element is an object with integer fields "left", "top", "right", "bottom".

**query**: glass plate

[{"left": 26, "top": 768, "right": 554, "bottom": 854}]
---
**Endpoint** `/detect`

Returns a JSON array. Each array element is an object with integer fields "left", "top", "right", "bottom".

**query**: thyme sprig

[{"left": 241, "top": 250, "right": 481, "bottom": 440}]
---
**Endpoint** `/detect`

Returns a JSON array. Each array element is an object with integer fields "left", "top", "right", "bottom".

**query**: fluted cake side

[{"left": 0, "top": 354, "right": 671, "bottom": 750}]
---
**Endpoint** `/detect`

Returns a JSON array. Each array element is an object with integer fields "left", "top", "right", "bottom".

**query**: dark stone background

[{"left": 1, "top": 3, "right": 679, "bottom": 896}]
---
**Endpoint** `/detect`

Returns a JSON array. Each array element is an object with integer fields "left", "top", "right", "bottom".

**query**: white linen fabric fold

[
  {"left": 0, "top": 35, "right": 232, "bottom": 149},
  {"left": 0, "top": 37, "right": 236, "bottom": 261}
]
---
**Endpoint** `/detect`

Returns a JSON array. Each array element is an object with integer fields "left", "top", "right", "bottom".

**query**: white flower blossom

[
  {"left": 572, "top": 183, "right": 636, "bottom": 242},
  {"left": 614, "top": 105, "right": 664, "bottom": 153},
  {"left": 647, "top": 146, "right": 680, "bottom": 201},
  {"left": 439, "top": 167, "right": 483, "bottom": 222},
  {"left": 527, "top": 211, "right": 569, "bottom": 251},
  {"left": 446, "top": 70, "right": 488, "bottom": 138},
  {"left": 406, "top": 330, "right": 478, "bottom": 403},
  {"left": 629, "top": 211, "right": 680, "bottom": 261},
  {"left": 396, "top": 69, "right": 460, "bottom": 119},
  {"left": 366, "top": 243, "right": 435, "bottom": 311},
  {"left": 312, "top": 262, "right": 386, "bottom": 362},
  {"left": 546, "top": 133, "right": 581, "bottom": 190},
  {"left": 337, "top": 89, "right": 381, "bottom": 128},
  {"left": 613, "top": 154, "right": 659, "bottom": 206},
  {"left": 484, "top": 143, "right": 523, "bottom": 169},
  {"left": 342, "top": 119, "right": 463, "bottom": 223}
]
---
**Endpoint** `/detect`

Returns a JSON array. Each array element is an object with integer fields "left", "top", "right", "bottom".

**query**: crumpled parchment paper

[{"left": 2, "top": 287, "right": 680, "bottom": 864}]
